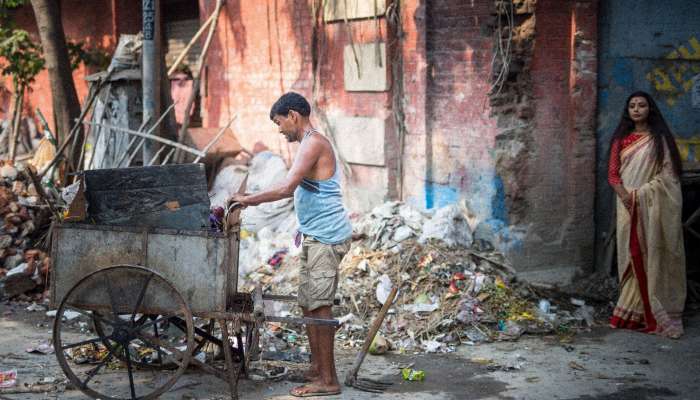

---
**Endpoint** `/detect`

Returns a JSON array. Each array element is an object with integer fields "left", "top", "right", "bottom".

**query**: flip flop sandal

[{"left": 290, "top": 385, "right": 341, "bottom": 397}]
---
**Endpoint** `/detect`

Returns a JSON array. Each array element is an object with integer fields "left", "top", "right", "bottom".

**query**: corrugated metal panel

[
  {"left": 165, "top": 19, "right": 202, "bottom": 73},
  {"left": 595, "top": 0, "right": 700, "bottom": 265}
]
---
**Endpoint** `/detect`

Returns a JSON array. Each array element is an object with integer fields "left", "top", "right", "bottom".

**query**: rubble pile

[
  {"left": 0, "top": 161, "right": 53, "bottom": 300},
  {"left": 241, "top": 200, "right": 597, "bottom": 354}
]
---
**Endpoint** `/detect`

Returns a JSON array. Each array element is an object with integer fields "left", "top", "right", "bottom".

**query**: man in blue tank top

[{"left": 231, "top": 92, "right": 352, "bottom": 397}]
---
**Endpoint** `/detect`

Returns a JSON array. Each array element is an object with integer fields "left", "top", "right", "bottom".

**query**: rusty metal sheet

[
  {"left": 147, "top": 232, "right": 228, "bottom": 314},
  {"left": 51, "top": 225, "right": 144, "bottom": 307},
  {"left": 51, "top": 224, "right": 234, "bottom": 315}
]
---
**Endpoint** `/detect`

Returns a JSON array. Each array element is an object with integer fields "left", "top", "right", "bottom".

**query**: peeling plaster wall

[
  {"left": 402, "top": 0, "right": 597, "bottom": 281},
  {"left": 402, "top": 0, "right": 500, "bottom": 219},
  {"left": 511, "top": 0, "right": 597, "bottom": 279}
]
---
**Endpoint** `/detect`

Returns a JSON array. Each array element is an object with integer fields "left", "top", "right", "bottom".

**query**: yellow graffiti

[
  {"left": 678, "top": 37, "right": 700, "bottom": 60},
  {"left": 676, "top": 136, "right": 700, "bottom": 164},
  {"left": 646, "top": 36, "right": 700, "bottom": 107}
]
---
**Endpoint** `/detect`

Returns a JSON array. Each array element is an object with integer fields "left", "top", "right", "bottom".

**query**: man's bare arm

[{"left": 232, "top": 136, "right": 322, "bottom": 206}]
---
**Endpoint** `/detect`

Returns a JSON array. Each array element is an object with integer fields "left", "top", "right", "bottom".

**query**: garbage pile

[
  {"left": 241, "top": 200, "right": 601, "bottom": 354},
  {"left": 0, "top": 161, "right": 54, "bottom": 300},
  {"left": 208, "top": 150, "right": 301, "bottom": 278}
]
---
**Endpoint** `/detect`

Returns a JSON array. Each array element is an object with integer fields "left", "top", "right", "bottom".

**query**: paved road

[{"left": 1, "top": 301, "right": 698, "bottom": 399}]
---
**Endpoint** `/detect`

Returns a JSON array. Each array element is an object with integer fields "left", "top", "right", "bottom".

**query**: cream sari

[{"left": 612, "top": 134, "right": 686, "bottom": 338}]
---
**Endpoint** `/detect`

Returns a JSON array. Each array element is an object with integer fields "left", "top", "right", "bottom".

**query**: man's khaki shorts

[{"left": 297, "top": 236, "right": 350, "bottom": 311}]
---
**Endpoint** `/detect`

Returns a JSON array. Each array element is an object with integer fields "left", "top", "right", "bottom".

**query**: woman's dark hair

[
  {"left": 269, "top": 92, "right": 311, "bottom": 120},
  {"left": 611, "top": 91, "right": 683, "bottom": 177}
]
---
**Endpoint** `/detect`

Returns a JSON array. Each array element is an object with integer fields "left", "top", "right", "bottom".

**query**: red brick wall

[
  {"left": 403, "top": 0, "right": 498, "bottom": 212},
  {"left": 516, "top": 0, "right": 597, "bottom": 275},
  {"left": 201, "top": 1, "right": 390, "bottom": 163},
  {"left": 1, "top": 0, "right": 139, "bottom": 133}
]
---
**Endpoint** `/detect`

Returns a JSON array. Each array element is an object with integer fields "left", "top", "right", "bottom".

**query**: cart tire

[
  {"left": 242, "top": 320, "right": 260, "bottom": 378},
  {"left": 93, "top": 315, "right": 214, "bottom": 371},
  {"left": 52, "top": 265, "right": 195, "bottom": 400}
]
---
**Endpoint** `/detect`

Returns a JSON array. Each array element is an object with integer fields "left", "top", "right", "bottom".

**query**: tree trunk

[
  {"left": 30, "top": 0, "right": 82, "bottom": 171},
  {"left": 8, "top": 85, "right": 24, "bottom": 162}
]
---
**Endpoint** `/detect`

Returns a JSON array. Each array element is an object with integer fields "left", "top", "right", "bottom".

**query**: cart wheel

[
  {"left": 241, "top": 320, "right": 260, "bottom": 377},
  {"left": 53, "top": 265, "right": 194, "bottom": 400},
  {"left": 93, "top": 315, "right": 214, "bottom": 371}
]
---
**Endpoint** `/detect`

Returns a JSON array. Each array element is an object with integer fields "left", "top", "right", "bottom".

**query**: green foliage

[
  {"left": 67, "top": 41, "right": 111, "bottom": 71},
  {"left": 0, "top": 0, "right": 26, "bottom": 7},
  {"left": 0, "top": 27, "right": 45, "bottom": 89},
  {"left": 0, "top": 0, "right": 26, "bottom": 23}
]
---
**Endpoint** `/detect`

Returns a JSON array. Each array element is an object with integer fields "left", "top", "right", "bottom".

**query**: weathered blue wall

[{"left": 596, "top": 0, "right": 700, "bottom": 268}]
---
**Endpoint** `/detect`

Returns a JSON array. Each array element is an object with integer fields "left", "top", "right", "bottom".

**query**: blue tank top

[{"left": 294, "top": 131, "right": 352, "bottom": 244}]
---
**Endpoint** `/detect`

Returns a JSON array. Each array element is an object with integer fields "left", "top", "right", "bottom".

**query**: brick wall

[
  {"left": 401, "top": 0, "right": 597, "bottom": 280},
  {"left": 201, "top": 0, "right": 392, "bottom": 211},
  {"left": 1, "top": 0, "right": 139, "bottom": 134},
  {"left": 402, "top": 0, "right": 499, "bottom": 213},
  {"left": 513, "top": 0, "right": 597, "bottom": 278},
  {"left": 2, "top": 0, "right": 599, "bottom": 281}
]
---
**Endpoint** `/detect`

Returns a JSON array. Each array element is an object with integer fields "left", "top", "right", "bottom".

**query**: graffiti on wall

[{"left": 646, "top": 37, "right": 700, "bottom": 106}]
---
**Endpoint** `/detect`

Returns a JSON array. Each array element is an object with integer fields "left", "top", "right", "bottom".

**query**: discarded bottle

[{"left": 538, "top": 299, "right": 551, "bottom": 314}]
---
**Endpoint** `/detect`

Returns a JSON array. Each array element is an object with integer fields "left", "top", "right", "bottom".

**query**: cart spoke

[
  {"left": 131, "top": 273, "right": 154, "bottom": 324},
  {"left": 123, "top": 345, "right": 137, "bottom": 400},
  {"left": 62, "top": 336, "right": 110, "bottom": 351},
  {"left": 104, "top": 275, "right": 120, "bottom": 320},
  {"left": 66, "top": 306, "right": 118, "bottom": 327},
  {"left": 136, "top": 315, "right": 170, "bottom": 332},
  {"left": 135, "top": 333, "right": 185, "bottom": 367},
  {"left": 82, "top": 347, "right": 115, "bottom": 388}
]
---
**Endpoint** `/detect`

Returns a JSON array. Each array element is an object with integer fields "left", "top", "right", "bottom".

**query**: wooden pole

[
  {"left": 166, "top": 11, "right": 216, "bottom": 77},
  {"left": 174, "top": 0, "right": 223, "bottom": 163},
  {"left": 80, "top": 120, "right": 205, "bottom": 158},
  {"left": 37, "top": 81, "right": 106, "bottom": 178},
  {"left": 114, "top": 118, "right": 151, "bottom": 168},
  {"left": 192, "top": 115, "right": 237, "bottom": 163}
]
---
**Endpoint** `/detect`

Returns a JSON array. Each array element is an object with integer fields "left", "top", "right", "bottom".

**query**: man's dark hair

[{"left": 269, "top": 92, "right": 311, "bottom": 120}]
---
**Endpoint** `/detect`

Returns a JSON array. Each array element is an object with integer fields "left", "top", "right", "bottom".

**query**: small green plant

[
  {"left": 0, "top": 26, "right": 44, "bottom": 159},
  {"left": 0, "top": 28, "right": 45, "bottom": 89}
]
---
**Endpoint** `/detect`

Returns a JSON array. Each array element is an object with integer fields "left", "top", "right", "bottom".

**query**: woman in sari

[{"left": 608, "top": 91, "right": 686, "bottom": 338}]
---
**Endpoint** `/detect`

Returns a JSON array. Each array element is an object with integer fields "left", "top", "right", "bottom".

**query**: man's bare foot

[
  {"left": 290, "top": 382, "right": 341, "bottom": 397},
  {"left": 303, "top": 368, "right": 320, "bottom": 382}
]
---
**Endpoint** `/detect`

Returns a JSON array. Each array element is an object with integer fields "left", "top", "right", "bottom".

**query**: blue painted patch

[
  {"left": 424, "top": 182, "right": 458, "bottom": 210},
  {"left": 612, "top": 59, "right": 634, "bottom": 89},
  {"left": 491, "top": 175, "right": 508, "bottom": 225}
]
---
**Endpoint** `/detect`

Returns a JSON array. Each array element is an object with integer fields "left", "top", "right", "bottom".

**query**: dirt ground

[{"left": 1, "top": 300, "right": 699, "bottom": 400}]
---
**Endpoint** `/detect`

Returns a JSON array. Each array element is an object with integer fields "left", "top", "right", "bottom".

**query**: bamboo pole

[
  {"left": 80, "top": 120, "right": 205, "bottom": 158},
  {"left": 192, "top": 114, "right": 237, "bottom": 163},
  {"left": 167, "top": 11, "right": 217, "bottom": 77},
  {"left": 174, "top": 0, "right": 224, "bottom": 163},
  {"left": 115, "top": 118, "right": 151, "bottom": 167},
  {"left": 147, "top": 143, "right": 169, "bottom": 166},
  {"left": 160, "top": 148, "right": 176, "bottom": 165},
  {"left": 38, "top": 80, "right": 103, "bottom": 178}
]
